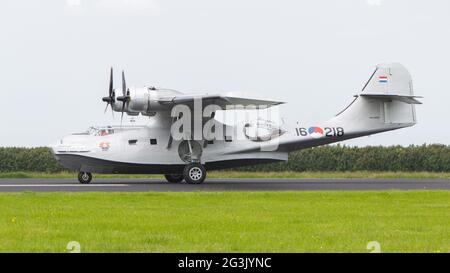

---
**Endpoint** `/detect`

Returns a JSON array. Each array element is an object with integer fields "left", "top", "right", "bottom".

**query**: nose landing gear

[{"left": 78, "top": 172, "right": 92, "bottom": 184}]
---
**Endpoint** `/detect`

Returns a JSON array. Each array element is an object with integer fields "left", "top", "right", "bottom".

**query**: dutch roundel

[{"left": 308, "top": 127, "right": 324, "bottom": 138}]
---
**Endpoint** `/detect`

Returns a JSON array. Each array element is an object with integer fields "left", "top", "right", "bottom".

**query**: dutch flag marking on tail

[{"left": 378, "top": 75, "right": 388, "bottom": 84}]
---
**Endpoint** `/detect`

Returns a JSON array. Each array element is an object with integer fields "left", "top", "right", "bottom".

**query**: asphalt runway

[{"left": 0, "top": 178, "right": 450, "bottom": 192}]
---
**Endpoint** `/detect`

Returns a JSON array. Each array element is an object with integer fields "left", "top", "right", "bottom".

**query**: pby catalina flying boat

[{"left": 50, "top": 63, "right": 422, "bottom": 184}]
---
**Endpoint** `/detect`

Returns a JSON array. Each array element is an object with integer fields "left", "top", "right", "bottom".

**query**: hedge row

[
  {"left": 235, "top": 144, "right": 450, "bottom": 172},
  {"left": 0, "top": 147, "right": 65, "bottom": 173},
  {"left": 1, "top": 145, "right": 450, "bottom": 173}
]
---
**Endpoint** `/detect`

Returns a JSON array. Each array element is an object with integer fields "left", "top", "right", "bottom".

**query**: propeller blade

[
  {"left": 104, "top": 67, "right": 116, "bottom": 119},
  {"left": 104, "top": 103, "right": 109, "bottom": 113},
  {"left": 120, "top": 100, "right": 126, "bottom": 126},
  {"left": 109, "top": 67, "right": 114, "bottom": 96},
  {"left": 122, "top": 70, "right": 126, "bottom": 96}
]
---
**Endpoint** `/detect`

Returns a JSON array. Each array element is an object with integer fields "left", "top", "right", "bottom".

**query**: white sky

[{"left": 0, "top": 0, "right": 449, "bottom": 147}]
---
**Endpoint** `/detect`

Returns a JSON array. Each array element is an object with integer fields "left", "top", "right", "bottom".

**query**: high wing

[
  {"left": 156, "top": 94, "right": 285, "bottom": 109},
  {"left": 155, "top": 93, "right": 284, "bottom": 148}
]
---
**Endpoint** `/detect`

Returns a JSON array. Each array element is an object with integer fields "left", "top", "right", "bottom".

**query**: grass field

[
  {"left": 1, "top": 171, "right": 450, "bottom": 179},
  {"left": 0, "top": 191, "right": 449, "bottom": 252}
]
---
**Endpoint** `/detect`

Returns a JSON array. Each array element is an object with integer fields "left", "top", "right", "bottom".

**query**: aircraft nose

[{"left": 48, "top": 135, "right": 90, "bottom": 154}]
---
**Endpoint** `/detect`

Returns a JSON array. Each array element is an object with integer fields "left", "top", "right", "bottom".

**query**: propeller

[
  {"left": 117, "top": 70, "right": 131, "bottom": 125},
  {"left": 102, "top": 67, "right": 115, "bottom": 117}
]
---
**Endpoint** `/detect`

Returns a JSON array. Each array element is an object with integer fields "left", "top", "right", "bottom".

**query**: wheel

[
  {"left": 78, "top": 172, "right": 92, "bottom": 184},
  {"left": 183, "top": 163, "right": 206, "bottom": 184},
  {"left": 164, "top": 174, "right": 184, "bottom": 183}
]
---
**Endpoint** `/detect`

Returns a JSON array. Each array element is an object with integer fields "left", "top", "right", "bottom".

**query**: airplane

[{"left": 49, "top": 63, "right": 422, "bottom": 184}]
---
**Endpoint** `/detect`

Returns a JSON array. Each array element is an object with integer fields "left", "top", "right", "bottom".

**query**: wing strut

[{"left": 166, "top": 116, "right": 177, "bottom": 149}]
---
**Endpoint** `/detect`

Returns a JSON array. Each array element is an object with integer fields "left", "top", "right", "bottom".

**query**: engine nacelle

[
  {"left": 112, "top": 87, "right": 182, "bottom": 116},
  {"left": 128, "top": 87, "right": 149, "bottom": 113},
  {"left": 102, "top": 69, "right": 183, "bottom": 117}
]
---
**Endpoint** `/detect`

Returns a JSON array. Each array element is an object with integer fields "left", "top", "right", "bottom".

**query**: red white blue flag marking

[{"left": 378, "top": 75, "right": 388, "bottom": 84}]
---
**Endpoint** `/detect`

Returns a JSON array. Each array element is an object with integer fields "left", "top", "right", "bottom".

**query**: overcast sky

[{"left": 0, "top": 0, "right": 449, "bottom": 147}]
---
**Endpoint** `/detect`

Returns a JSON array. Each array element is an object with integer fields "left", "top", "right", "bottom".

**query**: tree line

[{"left": 1, "top": 145, "right": 449, "bottom": 173}]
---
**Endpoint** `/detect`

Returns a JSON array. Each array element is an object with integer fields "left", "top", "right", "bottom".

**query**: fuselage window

[
  {"left": 128, "top": 139, "right": 138, "bottom": 145},
  {"left": 150, "top": 139, "right": 157, "bottom": 145}
]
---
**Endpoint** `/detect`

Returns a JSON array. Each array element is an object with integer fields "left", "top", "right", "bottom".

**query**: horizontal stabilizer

[{"left": 360, "top": 93, "right": 423, "bottom": 104}]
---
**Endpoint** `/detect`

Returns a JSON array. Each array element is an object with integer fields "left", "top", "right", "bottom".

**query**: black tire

[
  {"left": 78, "top": 172, "right": 92, "bottom": 184},
  {"left": 183, "top": 163, "right": 206, "bottom": 184},
  {"left": 164, "top": 174, "right": 184, "bottom": 183}
]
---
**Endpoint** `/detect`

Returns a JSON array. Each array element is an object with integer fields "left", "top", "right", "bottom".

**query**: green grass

[
  {"left": 0, "top": 191, "right": 449, "bottom": 252},
  {"left": 1, "top": 171, "right": 450, "bottom": 179}
]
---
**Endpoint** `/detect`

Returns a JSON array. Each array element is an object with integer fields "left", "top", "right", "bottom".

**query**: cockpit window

[
  {"left": 85, "top": 127, "right": 115, "bottom": 136},
  {"left": 74, "top": 125, "right": 142, "bottom": 136}
]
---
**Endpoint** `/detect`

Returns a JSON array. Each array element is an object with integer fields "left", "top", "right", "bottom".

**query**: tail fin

[
  {"left": 362, "top": 63, "right": 415, "bottom": 96},
  {"left": 333, "top": 63, "right": 421, "bottom": 132}
]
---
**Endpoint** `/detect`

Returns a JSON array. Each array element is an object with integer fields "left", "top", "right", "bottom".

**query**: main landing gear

[
  {"left": 163, "top": 163, "right": 207, "bottom": 184},
  {"left": 183, "top": 163, "right": 206, "bottom": 184},
  {"left": 77, "top": 172, "right": 92, "bottom": 184},
  {"left": 164, "top": 174, "right": 184, "bottom": 183}
]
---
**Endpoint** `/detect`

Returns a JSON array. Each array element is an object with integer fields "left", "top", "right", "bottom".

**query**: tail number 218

[{"left": 295, "top": 127, "right": 344, "bottom": 137}]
